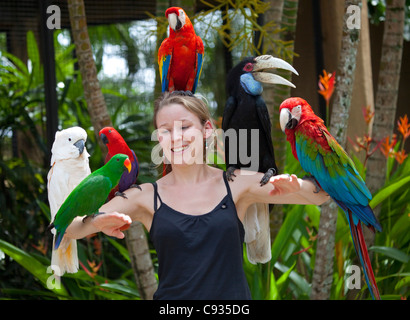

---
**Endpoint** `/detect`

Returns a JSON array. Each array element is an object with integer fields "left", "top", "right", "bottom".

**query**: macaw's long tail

[{"left": 347, "top": 210, "right": 381, "bottom": 300}]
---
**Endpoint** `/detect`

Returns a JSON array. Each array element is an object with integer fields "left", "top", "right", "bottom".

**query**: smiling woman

[
  {"left": 64, "top": 90, "right": 329, "bottom": 300},
  {"left": 153, "top": 91, "right": 214, "bottom": 172}
]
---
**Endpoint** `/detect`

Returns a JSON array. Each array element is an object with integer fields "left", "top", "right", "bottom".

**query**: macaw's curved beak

[
  {"left": 279, "top": 108, "right": 299, "bottom": 132},
  {"left": 74, "top": 139, "right": 85, "bottom": 155},
  {"left": 124, "top": 158, "right": 132, "bottom": 173},
  {"left": 252, "top": 55, "right": 299, "bottom": 88}
]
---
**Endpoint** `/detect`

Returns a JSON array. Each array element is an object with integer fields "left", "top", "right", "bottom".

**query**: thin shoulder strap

[
  {"left": 222, "top": 170, "right": 233, "bottom": 199},
  {"left": 152, "top": 182, "right": 163, "bottom": 211}
]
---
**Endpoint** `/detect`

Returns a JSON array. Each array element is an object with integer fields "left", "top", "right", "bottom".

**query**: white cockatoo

[{"left": 47, "top": 126, "right": 91, "bottom": 276}]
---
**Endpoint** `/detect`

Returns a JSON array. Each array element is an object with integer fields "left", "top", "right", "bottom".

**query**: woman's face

[{"left": 156, "top": 103, "right": 212, "bottom": 166}]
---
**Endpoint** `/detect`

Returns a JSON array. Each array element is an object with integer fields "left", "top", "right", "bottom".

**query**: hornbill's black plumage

[{"left": 222, "top": 55, "right": 298, "bottom": 264}]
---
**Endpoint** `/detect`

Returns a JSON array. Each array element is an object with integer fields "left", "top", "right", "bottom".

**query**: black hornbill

[{"left": 222, "top": 55, "right": 298, "bottom": 264}]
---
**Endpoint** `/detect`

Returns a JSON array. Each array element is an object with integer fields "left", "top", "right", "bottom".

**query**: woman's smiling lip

[{"left": 171, "top": 144, "right": 189, "bottom": 153}]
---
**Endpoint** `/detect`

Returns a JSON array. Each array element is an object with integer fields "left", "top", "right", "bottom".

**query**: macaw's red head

[
  {"left": 279, "top": 97, "right": 318, "bottom": 133},
  {"left": 100, "top": 127, "right": 121, "bottom": 146},
  {"left": 165, "top": 7, "right": 192, "bottom": 32}
]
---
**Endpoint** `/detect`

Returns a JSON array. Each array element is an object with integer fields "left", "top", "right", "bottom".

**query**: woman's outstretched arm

[
  {"left": 233, "top": 170, "right": 330, "bottom": 206},
  {"left": 65, "top": 183, "right": 154, "bottom": 239}
]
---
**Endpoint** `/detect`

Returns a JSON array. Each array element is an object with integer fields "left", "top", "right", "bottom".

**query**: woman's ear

[{"left": 203, "top": 120, "right": 213, "bottom": 139}]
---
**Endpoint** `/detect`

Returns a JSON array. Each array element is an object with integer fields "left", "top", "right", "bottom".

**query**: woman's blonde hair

[{"left": 153, "top": 91, "right": 215, "bottom": 175}]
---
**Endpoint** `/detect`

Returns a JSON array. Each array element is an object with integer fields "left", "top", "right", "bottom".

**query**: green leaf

[
  {"left": 107, "top": 238, "right": 130, "bottom": 262},
  {"left": 271, "top": 205, "right": 305, "bottom": 263},
  {"left": 99, "top": 282, "right": 140, "bottom": 298},
  {"left": 276, "top": 261, "right": 296, "bottom": 294},
  {"left": 370, "top": 175, "right": 410, "bottom": 209},
  {"left": 369, "top": 246, "right": 410, "bottom": 263},
  {"left": 0, "top": 239, "right": 69, "bottom": 298}
]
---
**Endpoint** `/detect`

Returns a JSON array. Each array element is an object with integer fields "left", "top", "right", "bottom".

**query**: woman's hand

[
  {"left": 269, "top": 174, "right": 300, "bottom": 196},
  {"left": 91, "top": 212, "right": 132, "bottom": 239}
]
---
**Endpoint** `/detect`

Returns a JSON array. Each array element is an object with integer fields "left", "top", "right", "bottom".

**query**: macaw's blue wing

[
  {"left": 294, "top": 129, "right": 381, "bottom": 231},
  {"left": 192, "top": 52, "right": 203, "bottom": 94},
  {"left": 160, "top": 54, "right": 172, "bottom": 92}
]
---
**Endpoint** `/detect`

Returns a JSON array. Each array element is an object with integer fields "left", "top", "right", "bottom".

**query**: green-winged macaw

[
  {"left": 158, "top": 7, "right": 204, "bottom": 93},
  {"left": 280, "top": 97, "right": 382, "bottom": 300}
]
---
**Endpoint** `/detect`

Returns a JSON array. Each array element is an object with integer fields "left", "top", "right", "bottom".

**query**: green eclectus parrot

[
  {"left": 158, "top": 7, "right": 204, "bottom": 93},
  {"left": 279, "top": 97, "right": 382, "bottom": 300},
  {"left": 48, "top": 154, "right": 132, "bottom": 250},
  {"left": 47, "top": 126, "right": 91, "bottom": 276},
  {"left": 222, "top": 55, "right": 299, "bottom": 264}
]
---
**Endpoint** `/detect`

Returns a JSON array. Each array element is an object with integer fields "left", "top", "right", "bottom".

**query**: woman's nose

[{"left": 171, "top": 121, "right": 183, "bottom": 141}]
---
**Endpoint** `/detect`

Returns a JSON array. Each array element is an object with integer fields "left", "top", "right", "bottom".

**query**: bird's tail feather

[
  {"left": 347, "top": 210, "right": 381, "bottom": 300},
  {"left": 243, "top": 203, "right": 271, "bottom": 264},
  {"left": 54, "top": 227, "right": 67, "bottom": 250},
  {"left": 51, "top": 236, "right": 79, "bottom": 276}
]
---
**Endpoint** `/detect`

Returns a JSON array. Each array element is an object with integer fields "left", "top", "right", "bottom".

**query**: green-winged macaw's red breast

[
  {"left": 158, "top": 7, "right": 204, "bottom": 93},
  {"left": 279, "top": 97, "right": 382, "bottom": 300}
]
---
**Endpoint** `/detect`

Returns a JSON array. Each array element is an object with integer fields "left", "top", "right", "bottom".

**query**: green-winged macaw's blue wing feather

[{"left": 294, "top": 129, "right": 381, "bottom": 231}]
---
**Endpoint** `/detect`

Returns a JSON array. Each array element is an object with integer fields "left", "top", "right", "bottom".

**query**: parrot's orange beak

[{"left": 124, "top": 158, "right": 131, "bottom": 173}]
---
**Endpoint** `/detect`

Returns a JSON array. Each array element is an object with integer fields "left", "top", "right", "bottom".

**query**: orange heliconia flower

[
  {"left": 32, "top": 239, "right": 48, "bottom": 255},
  {"left": 380, "top": 135, "right": 397, "bottom": 158},
  {"left": 393, "top": 150, "right": 408, "bottom": 164},
  {"left": 79, "top": 260, "right": 102, "bottom": 279},
  {"left": 362, "top": 105, "right": 375, "bottom": 125},
  {"left": 397, "top": 114, "right": 410, "bottom": 141},
  {"left": 318, "top": 70, "right": 336, "bottom": 104}
]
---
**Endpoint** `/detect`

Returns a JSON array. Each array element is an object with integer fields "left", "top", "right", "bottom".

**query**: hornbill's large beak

[{"left": 252, "top": 55, "right": 299, "bottom": 88}]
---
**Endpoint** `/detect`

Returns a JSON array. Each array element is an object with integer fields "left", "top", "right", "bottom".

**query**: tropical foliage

[{"left": 0, "top": 1, "right": 408, "bottom": 300}]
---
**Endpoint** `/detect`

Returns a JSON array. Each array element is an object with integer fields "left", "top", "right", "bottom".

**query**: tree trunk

[
  {"left": 264, "top": 0, "right": 299, "bottom": 248},
  {"left": 310, "top": 0, "right": 361, "bottom": 300},
  {"left": 125, "top": 222, "right": 158, "bottom": 300},
  {"left": 68, "top": 0, "right": 157, "bottom": 299},
  {"left": 67, "top": 0, "right": 111, "bottom": 153},
  {"left": 363, "top": 0, "right": 405, "bottom": 260}
]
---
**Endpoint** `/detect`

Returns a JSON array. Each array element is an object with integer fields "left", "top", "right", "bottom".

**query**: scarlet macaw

[
  {"left": 99, "top": 127, "right": 141, "bottom": 200},
  {"left": 222, "top": 55, "right": 298, "bottom": 264},
  {"left": 158, "top": 7, "right": 204, "bottom": 93},
  {"left": 279, "top": 97, "right": 382, "bottom": 299}
]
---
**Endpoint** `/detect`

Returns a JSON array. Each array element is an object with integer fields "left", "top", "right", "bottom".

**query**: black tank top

[{"left": 150, "top": 171, "right": 252, "bottom": 300}]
